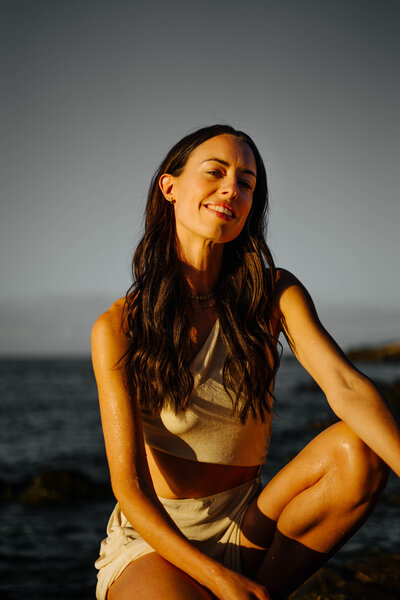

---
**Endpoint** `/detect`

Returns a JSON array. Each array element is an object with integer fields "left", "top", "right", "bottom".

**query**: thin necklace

[{"left": 187, "top": 291, "right": 215, "bottom": 301}]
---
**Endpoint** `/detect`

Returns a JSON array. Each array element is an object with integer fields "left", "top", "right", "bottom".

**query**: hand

[{"left": 211, "top": 567, "right": 271, "bottom": 600}]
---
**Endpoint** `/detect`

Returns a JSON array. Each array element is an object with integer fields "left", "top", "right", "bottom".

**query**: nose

[{"left": 219, "top": 177, "right": 239, "bottom": 199}]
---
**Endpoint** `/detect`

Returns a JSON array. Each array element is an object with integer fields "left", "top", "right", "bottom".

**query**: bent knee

[{"left": 330, "top": 422, "right": 389, "bottom": 503}]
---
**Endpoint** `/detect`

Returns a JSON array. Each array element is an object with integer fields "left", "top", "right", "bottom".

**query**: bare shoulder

[
  {"left": 273, "top": 269, "right": 356, "bottom": 388},
  {"left": 92, "top": 297, "right": 125, "bottom": 332},
  {"left": 275, "top": 268, "right": 306, "bottom": 295},
  {"left": 91, "top": 297, "right": 129, "bottom": 368},
  {"left": 274, "top": 268, "right": 315, "bottom": 320}
]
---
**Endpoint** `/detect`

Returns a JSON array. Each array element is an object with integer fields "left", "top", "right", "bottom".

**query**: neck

[{"left": 177, "top": 234, "right": 223, "bottom": 296}]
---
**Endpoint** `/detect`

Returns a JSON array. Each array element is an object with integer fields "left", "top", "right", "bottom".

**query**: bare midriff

[
  {"left": 146, "top": 445, "right": 259, "bottom": 499},
  {"left": 141, "top": 301, "right": 279, "bottom": 500}
]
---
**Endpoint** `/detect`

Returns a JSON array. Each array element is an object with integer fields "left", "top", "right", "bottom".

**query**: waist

[{"left": 146, "top": 445, "right": 260, "bottom": 499}]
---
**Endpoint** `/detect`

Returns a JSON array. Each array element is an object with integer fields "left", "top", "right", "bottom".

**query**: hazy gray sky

[{"left": 2, "top": 0, "right": 399, "bottom": 354}]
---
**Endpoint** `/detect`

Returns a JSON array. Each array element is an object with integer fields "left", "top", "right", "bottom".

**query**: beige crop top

[{"left": 141, "top": 319, "right": 273, "bottom": 466}]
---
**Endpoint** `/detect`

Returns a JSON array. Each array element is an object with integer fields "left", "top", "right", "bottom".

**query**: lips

[{"left": 203, "top": 202, "right": 236, "bottom": 218}]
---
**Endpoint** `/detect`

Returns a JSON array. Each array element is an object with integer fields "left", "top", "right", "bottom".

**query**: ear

[{"left": 159, "top": 173, "right": 176, "bottom": 203}]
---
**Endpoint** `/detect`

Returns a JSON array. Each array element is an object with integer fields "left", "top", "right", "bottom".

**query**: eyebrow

[{"left": 200, "top": 158, "right": 256, "bottom": 179}]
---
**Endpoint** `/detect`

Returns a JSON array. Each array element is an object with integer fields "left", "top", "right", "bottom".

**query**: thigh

[
  {"left": 108, "top": 552, "right": 213, "bottom": 600},
  {"left": 240, "top": 424, "right": 340, "bottom": 554}
]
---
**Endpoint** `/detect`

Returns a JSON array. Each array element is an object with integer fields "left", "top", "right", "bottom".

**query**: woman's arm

[
  {"left": 91, "top": 299, "right": 270, "bottom": 600},
  {"left": 276, "top": 270, "right": 400, "bottom": 478}
]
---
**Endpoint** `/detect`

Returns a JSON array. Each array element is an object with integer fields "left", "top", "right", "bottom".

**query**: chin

[{"left": 206, "top": 229, "right": 240, "bottom": 245}]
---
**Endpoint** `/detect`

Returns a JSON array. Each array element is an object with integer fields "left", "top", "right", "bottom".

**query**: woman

[{"left": 92, "top": 125, "right": 399, "bottom": 600}]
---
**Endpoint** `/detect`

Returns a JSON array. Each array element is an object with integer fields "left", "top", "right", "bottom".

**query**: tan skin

[{"left": 92, "top": 135, "right": 399, "bottom": 599}]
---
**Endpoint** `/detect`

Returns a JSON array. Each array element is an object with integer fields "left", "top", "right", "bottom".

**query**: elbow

[
  {"left": 349, "top": 373, "right": 382, "bottom": 399},
  {"left": 110, "top": 473, "right": 156, "bottom": 505},
  {"left": 110, "top": 472, "right": 139, "bottom": 500},
  {"left": 110, "top": 477, "right": 160, "bottom": 529},
  {"left": 327, "top": 372, "right": 383, "bottom": 416}
]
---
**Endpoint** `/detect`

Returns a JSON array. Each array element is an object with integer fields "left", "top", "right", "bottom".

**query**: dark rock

[
  {"left": 314, "top": 567, "right": 347, "bottom": 590},
  {"left": 0, "top": 480, "right": 15, "bottom": 501},
  {"left": 289, "top": 566, "right": 348, "bottom": 599},
  {"left": 346, "top": 342, "right": 400, "bottom": 362},
  {"left": 386, "top": 493, "right": 400, "bottom": 506},
  {"left": 339, "top": 580, "right": 397, "bottom": 600},
  {"left": 344, "top": 554, "right": 400, "bottom": 593},
  {"left": 305, "top": 418, "right": 339, "bottom": 432},
  {"left": 0, "top": 478, "right": 30, "bottom": 501},
  {"left": 290, "top": 555, "right": 400, "bottom": 600},
  {"left": 378, "top": 380, "right": 400, "bottom": 415},
  {"left": 19, "top": 470, "right": 111, "bottom": 506}
]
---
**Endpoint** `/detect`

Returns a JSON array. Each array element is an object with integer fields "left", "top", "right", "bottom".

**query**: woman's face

[{"left": 160, "top": 134, "right": 257, "bottom": 247}]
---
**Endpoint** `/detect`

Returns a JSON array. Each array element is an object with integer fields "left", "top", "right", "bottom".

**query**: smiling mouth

[{"left": 204, "top": 204, "right": 235, "bottom": 218}]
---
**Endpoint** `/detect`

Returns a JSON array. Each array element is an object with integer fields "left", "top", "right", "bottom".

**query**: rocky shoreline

[
  {"left": 290, "top": 553, "right": 400, "bottom": 599},
  {"left": 0, "top": 469, "right": 112, "bottom": 505}
]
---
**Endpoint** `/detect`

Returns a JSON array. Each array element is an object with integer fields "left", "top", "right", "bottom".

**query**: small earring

[{"left": 170, "top": 198, "right": 176, "bottom": 204}]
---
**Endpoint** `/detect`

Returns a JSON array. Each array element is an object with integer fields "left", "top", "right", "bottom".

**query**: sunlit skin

[{"left": 92, "top": 133, "right": 399, "bottom": 600}]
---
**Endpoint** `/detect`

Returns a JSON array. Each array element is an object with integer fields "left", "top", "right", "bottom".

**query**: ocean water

[{"left": 0, "top": 356, "right": 399, "bottom": 599}]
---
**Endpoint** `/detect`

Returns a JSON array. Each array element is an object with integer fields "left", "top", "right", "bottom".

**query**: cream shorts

[{"left": 95, "top": 477, "right": 261, "bottom": 600}]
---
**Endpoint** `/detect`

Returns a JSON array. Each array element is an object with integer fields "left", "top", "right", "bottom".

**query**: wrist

[{"left": 195, "top": 558, "right": 230, "bottom": 594}]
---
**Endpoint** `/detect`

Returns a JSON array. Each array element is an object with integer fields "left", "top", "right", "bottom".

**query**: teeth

[{"left": 206, "top": 205, "right": 233, "bottom": 217}]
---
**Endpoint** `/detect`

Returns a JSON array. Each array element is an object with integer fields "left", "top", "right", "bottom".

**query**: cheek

[
  {"left": 173, "top": 197, "right": 199, "bottom": 227},
  {"left": 176, "top": 182, "right": 203, "bottom": 212},
  {"left": 242, "top": 198, "right": 253, "bottom": 222}
]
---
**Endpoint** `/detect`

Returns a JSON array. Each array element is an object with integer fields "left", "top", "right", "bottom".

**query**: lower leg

[
  {"left": 253, "top": 485, "right": 380, "bottom": 599},
  {"left": 241, "top": 423, "right": 389, "bottom": 599},
  {"left": 255, "top": 531, "right": 329, "bottom": 599}
]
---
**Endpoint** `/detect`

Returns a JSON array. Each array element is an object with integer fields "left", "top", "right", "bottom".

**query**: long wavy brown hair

[{"left": 122, "top": 124, "right": 281, "bottom": 423}]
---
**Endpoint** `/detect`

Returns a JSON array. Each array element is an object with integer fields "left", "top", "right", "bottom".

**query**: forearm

[
  {"left": 115, "top": 483, "right": 227, "bottom": 593},
  {"left": 328, "top": 376, "right": 400, "bottom": 477}
]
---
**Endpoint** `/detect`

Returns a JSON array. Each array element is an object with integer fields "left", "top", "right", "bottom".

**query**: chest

[{"left": 187, "top": 308, "right": 218, "bottom": 364}]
